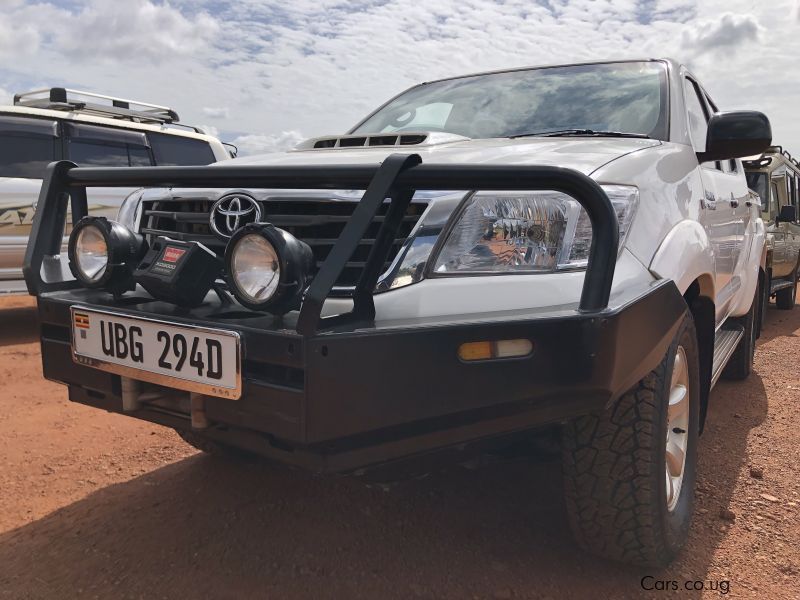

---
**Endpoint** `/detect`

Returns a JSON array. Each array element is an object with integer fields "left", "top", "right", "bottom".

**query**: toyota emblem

[{"left": 210, "top": 193, "right": 262, "bottom": 239}]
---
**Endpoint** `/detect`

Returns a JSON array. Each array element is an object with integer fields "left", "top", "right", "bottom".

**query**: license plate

[{"left": 70, "top": 307, "right": 241, "bottom": 400}]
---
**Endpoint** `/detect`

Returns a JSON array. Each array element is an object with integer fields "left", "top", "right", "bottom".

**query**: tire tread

[{"left": 562, "top": 317, "right": 698, "bottom": 567}]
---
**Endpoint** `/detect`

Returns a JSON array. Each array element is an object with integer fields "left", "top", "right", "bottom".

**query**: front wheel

[{"left": 562, "top": 313, "right": 700, "bottom": 567}]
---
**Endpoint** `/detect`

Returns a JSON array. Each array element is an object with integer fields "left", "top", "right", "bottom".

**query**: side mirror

[
  {"left": 778, "top": 204, "right": 797, "bottom": 223},
  {"left": 698, "top": 111, "right": 772, "bottom": 163}
]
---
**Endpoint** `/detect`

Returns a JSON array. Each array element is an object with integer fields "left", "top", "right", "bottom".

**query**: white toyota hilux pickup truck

[{"left": 25, "top": 59, "right": 772, "bottom": 567}]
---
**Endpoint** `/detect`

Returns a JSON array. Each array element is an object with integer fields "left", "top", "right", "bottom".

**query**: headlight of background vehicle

[
  {"left": 116, "top": 189, "right": 145, "bottom": 231},
  {"left": 431, "top": 185, "right": 638, "bottom": 274}
]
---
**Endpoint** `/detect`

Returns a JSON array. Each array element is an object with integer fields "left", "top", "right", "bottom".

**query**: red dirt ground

[{"left": 0, "top": 294, "right": 798, "bottom": 599}]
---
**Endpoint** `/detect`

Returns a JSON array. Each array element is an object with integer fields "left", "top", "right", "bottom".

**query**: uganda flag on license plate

[{"left": 74, "top": 312, "right": 90, "bottom": 329}]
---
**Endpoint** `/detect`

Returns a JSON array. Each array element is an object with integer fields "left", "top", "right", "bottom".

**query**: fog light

[
  {"left": 68, "top": 217, "right": 145, "bottom": 294},
  {"left": 225, "top": 223, "right": 314, "bottom": 314},
  {"left": 458, "top": 339, "right": 533, "bottom": 362}
]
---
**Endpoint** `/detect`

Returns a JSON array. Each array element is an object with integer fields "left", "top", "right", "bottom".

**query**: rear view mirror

[
  {"left": 778, "top": 204, "right": 797, "bottom": 223},
  {"left": 698, "top": 111, "right": 772, "bottom": 163}
]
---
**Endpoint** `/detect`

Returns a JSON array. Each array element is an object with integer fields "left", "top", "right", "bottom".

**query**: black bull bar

[{"left": 24, "top": 153, "right": 620, "bottom": 334}]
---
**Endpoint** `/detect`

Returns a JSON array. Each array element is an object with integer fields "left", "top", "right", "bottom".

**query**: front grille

[{"left": 139, "top": 195, "right": 426, "bottom": 290}]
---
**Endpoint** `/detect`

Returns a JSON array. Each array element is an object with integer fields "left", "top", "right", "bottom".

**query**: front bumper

[{"left": 38, "top": 278, "right": 686, "bottom": 474}]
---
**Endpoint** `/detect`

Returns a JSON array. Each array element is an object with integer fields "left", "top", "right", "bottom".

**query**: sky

[{"left": 0, "top": 0, "right": 797, "bottom": 156}]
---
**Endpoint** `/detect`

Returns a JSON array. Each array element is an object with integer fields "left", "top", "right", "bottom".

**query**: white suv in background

[{"left": 0, "top": 88, "right": 231, "bottom": 294}]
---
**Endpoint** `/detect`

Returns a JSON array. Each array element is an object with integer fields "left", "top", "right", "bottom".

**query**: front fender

[{"left": 648, "top": 220, "right": 715, "bottom": 297}]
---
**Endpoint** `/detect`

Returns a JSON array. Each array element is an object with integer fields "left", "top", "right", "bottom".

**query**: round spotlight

[
  {"left": 225, "top": 223, "right": 313, "bottom": 314},
  {"left": 68, "top": 217, "right": 146, "bottom": 293},
  {"left": 231, "top": 234, "right": 281, "bottom": 303},
  {"left": 74, "top": 224, "right": 108, "bottom": 283}
]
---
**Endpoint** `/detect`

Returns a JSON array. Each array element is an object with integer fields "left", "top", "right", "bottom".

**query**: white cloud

[
  {"left": 0, "top": 12, "right": 41, "bottom": 59},
  {"left": 69, "top": 0, "right": 218, "bottom": 63},
  {"left": 1, "top": 0, "right": 799, "bottom": 151},
  {"left": 202, "top": 106, "right": 230, "bottom": 119},
  {"left": 231, "top": 131, "right": 306, "bottom": 156},
  {"left": 1, "top": 0, "right": 218, "bottom": 64},
  {"left": 200, "top": 124, "right": 220, "bottom": 138},
  {"left": 682, "top": 13, "right": 761, "bottom": 56}
]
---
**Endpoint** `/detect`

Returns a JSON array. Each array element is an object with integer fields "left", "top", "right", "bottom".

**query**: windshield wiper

[{"left": 510, "top": 129, "right": 651, "bottom": 139}]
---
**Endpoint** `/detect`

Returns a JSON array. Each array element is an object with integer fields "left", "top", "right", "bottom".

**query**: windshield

[{"left": 352, "top": 61, "right": 668, "bottom": 140}]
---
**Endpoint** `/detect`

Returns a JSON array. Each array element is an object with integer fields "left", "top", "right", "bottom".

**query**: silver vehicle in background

[
  {"left": 744, "top": 146, "right": 800, "bottom": 309},
  {"left": 0, "top": 88, "right": 231, "bottom": 294}
]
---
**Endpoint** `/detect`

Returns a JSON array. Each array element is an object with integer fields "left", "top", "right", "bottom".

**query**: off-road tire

[
  {"left": 775, "top": 280, "right": 797, "bottom": 310},
  {"left": 175, "top": 429, "right": 251, "bottom": 459},
  {"left": 722, "top": 285, "right": 758, "bottom": 380},
  {"left": 562, "top": 313, "right": 700, "bottom": 567}
]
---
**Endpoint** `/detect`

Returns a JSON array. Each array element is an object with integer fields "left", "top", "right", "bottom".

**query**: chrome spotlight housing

[
  {"left": 224, "top": 223, "right": 314, "bottom": 314},
  {"left": 68, "top": 217, "right": 146, "bottom": 294}
]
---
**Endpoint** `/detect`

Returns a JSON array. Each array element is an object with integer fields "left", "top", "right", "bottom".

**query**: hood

[{"left": 219, "top": 135, "right": 661, "bottom": 177}]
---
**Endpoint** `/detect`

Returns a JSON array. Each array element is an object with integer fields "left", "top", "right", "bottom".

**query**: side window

[
  {"left": 0, "top": 117, "right": 58, "bottom": 179},
  {"left": 796, "top": 176, "right": 800, "bottom": 209},
  {"left": 128, "top": 146, "right": 153, "bottom": 167},
  {"left": 770, "top": 181, "right": 781, "bottom": 214},
  {"left": 683, "top": 79, "right": 710, "bottom": 155},
  {"left": 69, "top": 140, "right": 131, "bottom": 167},
  {"left": 149, "top": 133, "right": 216, "bottom": 166},
  {"left": 0, "top": 133, "right": 57, "bottom": 178},
  {"left": 699, "top": 88, "right": 727, "bottom": 172},
  {"left": 66, "top": 123, "right": 154, "bottom": 167}
]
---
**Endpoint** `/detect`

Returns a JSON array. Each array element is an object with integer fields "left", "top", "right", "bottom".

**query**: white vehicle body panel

[
  {"left": 364, "top": 249, "right": 653, "bottom": 322},
  {"left": 649, "top": 220, "right": 716, "bottom": 304},
  {"left": 224, "top": 136, "right": 660, "bottom": 175}
]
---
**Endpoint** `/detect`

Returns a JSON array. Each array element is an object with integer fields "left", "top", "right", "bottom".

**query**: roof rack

[
  {"left": 747, "top": 145, "right": 800, "bottom": 171},
  {"left": 12, "top": 88, "right": 204, "bottom": 133}
]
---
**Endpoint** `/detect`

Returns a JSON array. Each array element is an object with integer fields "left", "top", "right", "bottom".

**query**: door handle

[{"left": 730, "top": 193, "right": 739, "bottom": 208}]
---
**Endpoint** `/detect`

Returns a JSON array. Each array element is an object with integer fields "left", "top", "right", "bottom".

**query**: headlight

[
  {"left": 68, "top": 217, "right": 146, "bottom": 293},
  {"left": 431, "top": 185, "right": 638, "bottom": 274},
  {"left": 224, "top": 223, "right": 314, "bottom": 314}
]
